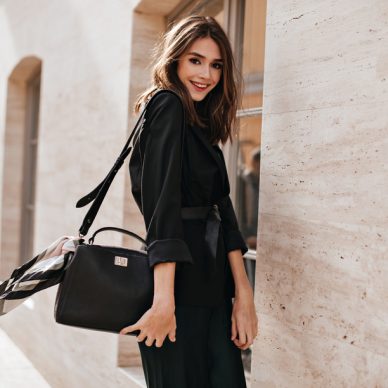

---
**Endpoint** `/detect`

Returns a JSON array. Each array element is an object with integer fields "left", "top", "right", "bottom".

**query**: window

[{"left": 234, "top": 0, "right": 266, "bottom": 289}]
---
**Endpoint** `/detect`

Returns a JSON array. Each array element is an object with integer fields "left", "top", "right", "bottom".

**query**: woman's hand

[
  {"left": 120, "top": 262, "right": 177, "bottom": 347},
  {"left": 120, "top": 297, "right": 176, "bottom": 348},
  {"left": 231, "top": 285, "right": 259, "bottom": 350}
]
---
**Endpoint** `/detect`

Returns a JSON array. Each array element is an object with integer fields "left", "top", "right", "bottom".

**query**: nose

[{"left": 199, "top": 65, "right": 211, "bottom": 80}]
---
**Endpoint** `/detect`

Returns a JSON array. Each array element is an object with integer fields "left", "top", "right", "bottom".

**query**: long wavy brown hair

[{"left": 134, "top": 15, "right": 242, "bottom": 145}]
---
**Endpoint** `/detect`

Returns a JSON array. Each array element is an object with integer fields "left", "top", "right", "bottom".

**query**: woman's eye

[
  {"left": 189, "top": 58, "right": 200, "bottom": 65},
  {"left": 213, "top": 63, "right": 223, "bottom": 70}
]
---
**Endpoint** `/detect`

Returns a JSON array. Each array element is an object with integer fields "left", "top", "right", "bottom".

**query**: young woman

[{"left": 120, "top": 15, "right": 259, "bottom": 388}]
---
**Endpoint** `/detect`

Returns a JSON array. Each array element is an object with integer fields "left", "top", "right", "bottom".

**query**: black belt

[{"left": 181, "top": 204, "right": 221, "bottom": 273}]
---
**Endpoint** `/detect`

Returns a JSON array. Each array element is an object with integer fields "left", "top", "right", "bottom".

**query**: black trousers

[{"left": 138, "top": 299, "right": 247, "bottom": 388}]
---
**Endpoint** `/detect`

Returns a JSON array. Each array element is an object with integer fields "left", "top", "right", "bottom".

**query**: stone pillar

[{"left": 252, "top": 1, "right": 388, "bottom": 386}]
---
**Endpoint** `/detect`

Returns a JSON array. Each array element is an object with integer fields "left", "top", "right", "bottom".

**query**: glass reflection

[{"left": 236, "top": 115, "right": 262, "bottom": 249}]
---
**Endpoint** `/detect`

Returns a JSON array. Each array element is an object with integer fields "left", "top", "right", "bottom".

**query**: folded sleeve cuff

[
  {"left": 147, "top": 238, "right": 193, "bottom": 268},
  {"left": 223, "top": 230, "right": 248, "bottom": 256}
]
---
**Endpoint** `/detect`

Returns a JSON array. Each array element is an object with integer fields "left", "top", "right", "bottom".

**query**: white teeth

[{"left": 192, "top": 81, "right": 208, "bottom": 89}]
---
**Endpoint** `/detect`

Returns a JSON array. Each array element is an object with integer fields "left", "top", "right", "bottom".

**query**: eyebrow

[{"left": 187, "top": 51, "right": 223, "bottom": 62}]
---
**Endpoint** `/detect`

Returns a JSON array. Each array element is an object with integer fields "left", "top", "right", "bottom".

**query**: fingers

[
  {"left": 135, "top": 331, "right": 156, "bottom": 347},
  {"left": 133, "top": 328, "right": 174, "bottom": 348},
  {"left": 230, "top": 306, "right": 260, "bottom": 350},
  {"left": 136, "top": 330, "right": 147, "bottom": 343},
  {"left": 120, "top": 324, "right": 176, "bottom": 348},
  {"left": 237, "top": 324, "right": 247, "bottom": 346},
  {"left": 231, "top": 317, "right": 237, "bottom": 341},
  {"left": 145, "top": 336, "right": 155, "bottom": 347},
  {"left": 233, "top": 323, "right": 257, "bottom": 350},
  {"left": 167, "top": 315, "right": 177, "bottom": 343},
  {"left": 155, "top": 334, "right": 168, "bottom": 348},
  {"left": 246, "top": 332, "right": 254, "bottom": 348},
  {"left": 140, "top": 333, "right": 171, "bottom": 348},
  {"left": 168, "top": 328, "right": 176, "bottom": 343},
  {"left": 120, "top": 306, "right": 176, "bottom": 349},
  {"left": 120, "top": 324, "right": 138, "bottom": 335},
  {"left": 233, "top": 337, "right": 251, "bottom": 350}
]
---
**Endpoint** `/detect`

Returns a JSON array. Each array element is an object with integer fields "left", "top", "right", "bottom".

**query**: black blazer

[{"left": 129, "top": 90, "right": 248, "bottom": 305}]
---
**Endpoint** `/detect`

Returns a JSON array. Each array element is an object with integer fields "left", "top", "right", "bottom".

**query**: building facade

[{"left": 0, "top": 0, "right": 387, "bottom": 387}]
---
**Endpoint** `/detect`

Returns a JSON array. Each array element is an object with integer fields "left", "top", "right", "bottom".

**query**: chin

[
  {"left": 190, "top": 91, "right": 209, "bottom": 102},
  {"left": 192, "top": 95, "right": 206, "bottom": 102}
]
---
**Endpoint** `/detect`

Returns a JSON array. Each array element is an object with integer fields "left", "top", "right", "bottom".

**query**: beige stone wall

[
  {"left": 252, "top": 1, "right": 388, "bottom": 387},
  {"left": 0, "top": 0, "right": 144, "bottom": 386}
]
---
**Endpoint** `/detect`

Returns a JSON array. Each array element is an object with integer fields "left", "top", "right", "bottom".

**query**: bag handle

[
  {"left": 88, "top": 226, "right": 147, "bottom": 246},
  {"left": 76, "top": 89, "right": 180, "bottom": 237}
]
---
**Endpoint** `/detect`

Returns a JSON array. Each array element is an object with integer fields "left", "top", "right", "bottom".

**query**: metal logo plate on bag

[{"left": 114, "top": 256, "right": 128, "bottom": 267}]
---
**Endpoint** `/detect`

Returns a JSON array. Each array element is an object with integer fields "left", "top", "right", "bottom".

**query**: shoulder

[
  {"left": 145, "top": 89, "right": 184, "bottom": 120},
  {"left": 143, "top": 90, "right": 185, "bottom": 137},
  {"left": 144, "top": 90, "right": 185, "bottom": 136}
]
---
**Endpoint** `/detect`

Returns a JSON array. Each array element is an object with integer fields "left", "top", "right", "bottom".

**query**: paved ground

[
  {"left": 0, "top": 326, "right": 250, "bottom": 388},
  {"left": 0, "top": 327, "right": 51, "bottom": 388}
]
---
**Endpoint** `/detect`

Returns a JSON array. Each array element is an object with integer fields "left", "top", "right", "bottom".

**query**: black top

[{"left": 129, "top": 90, "right": 248, "bottom": 306}]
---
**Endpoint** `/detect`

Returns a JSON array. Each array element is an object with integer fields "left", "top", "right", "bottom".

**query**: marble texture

[{"left": 252, "top": 0, "right": 388, "bottom": 387}]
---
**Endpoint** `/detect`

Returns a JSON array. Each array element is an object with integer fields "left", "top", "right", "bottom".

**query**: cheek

[
  {"left": 212, "top": 70, "right": 222, "bottom": 85},
  {"left": 177, "top": 61, "right": 195, "bottom": 83}
]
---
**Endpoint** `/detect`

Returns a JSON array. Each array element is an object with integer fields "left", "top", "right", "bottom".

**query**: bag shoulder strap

[{"left": 76, "top": 89, "right": 185, "bottom": 237}]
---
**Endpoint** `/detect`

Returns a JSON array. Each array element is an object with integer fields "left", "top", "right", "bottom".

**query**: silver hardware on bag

[{"left": 114, "top": 256, "right": 128, "bottom": 267}]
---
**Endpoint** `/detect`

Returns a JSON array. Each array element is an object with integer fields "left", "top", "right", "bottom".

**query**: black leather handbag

[
  {"left": 54, "top": 90, "right": 176, "bottom": 335},
  {"left": 54, "top": 227, "right": 153, "bottom": 335}
]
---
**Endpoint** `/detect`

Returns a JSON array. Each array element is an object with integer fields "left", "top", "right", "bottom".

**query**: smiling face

[{"left": 177, "top": 37, "right": 223, "bottom": 101}]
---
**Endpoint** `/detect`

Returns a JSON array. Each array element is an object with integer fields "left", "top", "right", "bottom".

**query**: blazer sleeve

[
  {"left": 218, "top": 195, "right": 249, "bottom": 256},
  {"left": 141, "top": 91, "right": 193, "bottom": 269},
  {"left": 215, "top": 147, "right": 248, "bottom": 256}
]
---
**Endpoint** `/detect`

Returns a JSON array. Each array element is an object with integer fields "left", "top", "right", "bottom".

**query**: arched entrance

[{"left": 0, "top": 56, "right": 42, "bottom": 278}]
